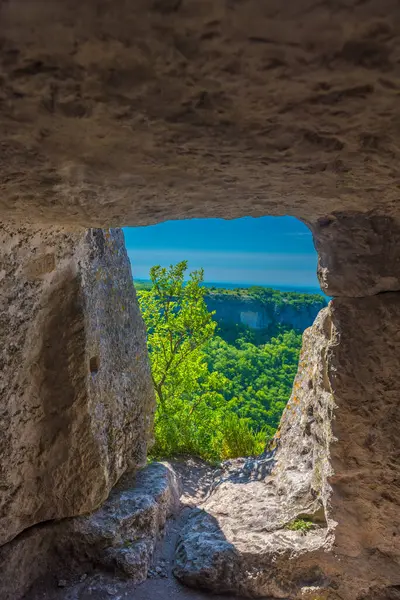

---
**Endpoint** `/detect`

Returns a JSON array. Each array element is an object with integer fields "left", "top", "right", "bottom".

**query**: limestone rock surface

[
  {"left": 57, "top": 461, "right": 182, "bottom": 581},
  {"left": 0, "top": 1, "right": 400, "bottom": 226},
  {"left": 174, "top": 296, "right": 400, "bottom": 598},
  {"left": 310, "top": 213, "right": 400, "bottom": 297},
  {"left": 327, "top": 294, "right": 400, "bottom": 595},
  {"left": 0, "top": 224, "right": 154, "bottom": 546},
  {"left": 0, "top": 462, "right": 181, "bottom": 600}
]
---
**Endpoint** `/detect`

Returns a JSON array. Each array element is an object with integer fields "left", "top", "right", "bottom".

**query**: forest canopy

[{"left": 136, "top": 263, "right": 314, "bottom": 462}]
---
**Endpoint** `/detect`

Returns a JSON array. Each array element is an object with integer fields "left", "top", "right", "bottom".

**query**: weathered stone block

[
  {"left": 327, "top": 294, "right": 400, "bottom": 594},
  {"left": 0, "top": 223, "right": 155, "bottom": 546},
  {"left": 309, "top": 213, "right": 400, "bottom": 297},
  {"left": 0, "top": 463, "right": 181, "bottom": 600}
]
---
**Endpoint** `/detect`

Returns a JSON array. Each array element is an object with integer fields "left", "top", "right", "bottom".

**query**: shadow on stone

[{"left": 0, "top": 463, "right": 181, "bottom": 600}]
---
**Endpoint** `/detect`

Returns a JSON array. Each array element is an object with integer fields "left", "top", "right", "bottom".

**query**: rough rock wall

[
  {"left": 274, "top": 294, "right": 400, "bottom": 595},
  {"left": 0, "top": 1, "right": 399, "bottom": 596},
  {"left": 327, "top": 295, "right": 400, "bottom": 593},
  {"left": 0, "top": 462, "right": 181, "bottom": 600},
  {"left": 309, "top": 214, "right": 400, "bottom": 297},
  {"left": 174, "top": 296, "right": 400, "bottom": 598},
  {"left": 0, "top": 224, "right": 155, "bottom": 546},
  {"left": 0, "top": 0, "right": 400, "bottom": 226}
]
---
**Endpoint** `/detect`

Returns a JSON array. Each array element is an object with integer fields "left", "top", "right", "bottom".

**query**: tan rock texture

[
  {"left": 328, "top": 294, "right": 400, "bottom": 595},
  {"left": 0, "top": 0, "right": 400, "bottom": 226},
  {"left": 174, "top": 296, "right": 400, "bottom": 598},
  {"left": 0, "top": 462, "right": 181, "bottom": 600},
  {"left": 0, "top": 224, "right": 154, "bottom": 546},
  {"left": 309, "top": 214, "right": 400, "bottom": 297}
]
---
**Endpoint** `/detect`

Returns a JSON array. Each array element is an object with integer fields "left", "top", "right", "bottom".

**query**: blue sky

[{"left": 123, "top": 217, "right": 320, "bottom": 291}]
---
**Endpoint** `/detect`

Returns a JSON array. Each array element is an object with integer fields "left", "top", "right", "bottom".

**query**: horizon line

[{"left": 133, "top": 278, "right": 324, "bottom": 291}]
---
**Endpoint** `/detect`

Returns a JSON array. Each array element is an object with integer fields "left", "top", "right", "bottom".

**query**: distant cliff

[{"left": 205, "top": 287, "right": 327, "bottom": 332}]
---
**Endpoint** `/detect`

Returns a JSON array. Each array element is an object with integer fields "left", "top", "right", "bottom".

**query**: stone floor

[
  {"left": 25, "top": 459, "right": 244, "bottom": 600},
  {"left": 26, "top": 516, "right": 241, "bottom": 600},
  {"left": 126, "top": 511, "right": 242, "bottom": 600}
]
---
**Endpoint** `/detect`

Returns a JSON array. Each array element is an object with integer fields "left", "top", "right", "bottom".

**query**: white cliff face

[
  {"left": 239, "top": 310, "right": 261, "bottom": 328},
  {"left": 205, "top": 294, "right": 326, "bottom": 332}
]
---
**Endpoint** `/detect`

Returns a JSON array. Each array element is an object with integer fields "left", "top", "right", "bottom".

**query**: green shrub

[
  {"left": 285, "top": 518, "right": 314, "bottom": 533},
  {"left": 217, "top": 414, "right": 268, "bottom": 459}
]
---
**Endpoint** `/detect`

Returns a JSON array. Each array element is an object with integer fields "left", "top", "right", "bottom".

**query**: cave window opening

[{"left": 123, "top": 216, "right": 326, "bottom": 463}]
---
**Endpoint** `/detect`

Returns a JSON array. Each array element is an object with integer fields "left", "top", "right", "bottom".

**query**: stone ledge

[{"left": 0, "top": 462, "right": 181, "bottom": 600}]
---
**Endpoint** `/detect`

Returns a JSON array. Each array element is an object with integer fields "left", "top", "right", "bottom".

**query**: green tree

[
  {"left": 138, "top": 262, "right": 223, "bottom": 458},
  {"left": 138, "top": 261, "right": 216, "bottom": 411}
]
